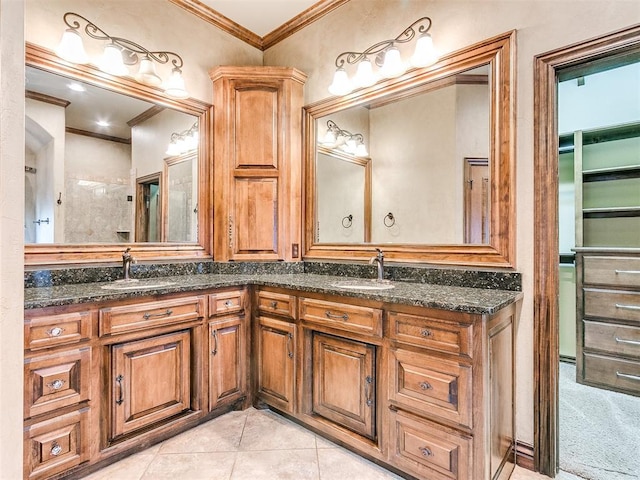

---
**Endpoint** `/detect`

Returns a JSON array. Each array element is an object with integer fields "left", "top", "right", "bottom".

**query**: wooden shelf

[
  {"left": 583, "top": 164, "right": 640, "bottom": 182},
  {"left": 583, "top": 206, "right": 640, "bottom": 218}
]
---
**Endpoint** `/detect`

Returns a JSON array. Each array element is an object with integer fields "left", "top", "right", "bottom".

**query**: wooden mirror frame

[
  {"left": 25, "top": 42, "right": 213, "bottom": 267},
  {"left": 303, "top": 31, "right": 516, "bottom": 267}
]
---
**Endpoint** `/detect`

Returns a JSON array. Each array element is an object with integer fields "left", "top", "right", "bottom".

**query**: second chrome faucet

[{"left": 369, "top": 248, "right": 385, "bottom": 282}]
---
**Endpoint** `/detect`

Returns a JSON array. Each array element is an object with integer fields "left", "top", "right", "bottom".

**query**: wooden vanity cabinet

[
  {"left": 254, "top": 290, "right": 298, "bottom": 413},
  {"left": 210, "top": 66, "right": 307, "bottom": 262},
  {"left": 207, "top": 289, "right": 249, "bottom": 410}
]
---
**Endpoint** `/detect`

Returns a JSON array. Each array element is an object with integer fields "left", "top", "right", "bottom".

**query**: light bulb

[
  {"left": 328, "top": 68, "right": 353, "bottom": 96},
  {"left": 411, "top": 33, "right": 438, "bottom": 67},
  {"left": 355, "top": 143, "right": 369, "bottom": 157},
  {"left": 380, "top": 46, "right": 406, "bottom": 78},
  {"left": 56, "top": 28, "right": 89, "bottom": 64},
  {"left": 164, "top": 68, "right": 189, "bottom": 99},
  {"left": 353, "top": 58, "right": 377, "bottom": 88},
  {"left": 99, "top": 43, "right": 128, "bottom": 76}
]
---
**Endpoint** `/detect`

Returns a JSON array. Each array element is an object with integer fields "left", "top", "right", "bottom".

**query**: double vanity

[{"left": 24, "top": 264, "right": 521, "bottom": 480}]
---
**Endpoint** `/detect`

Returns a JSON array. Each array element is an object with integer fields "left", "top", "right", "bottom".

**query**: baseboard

[{"left": 515, "top": 441, "right": 535, "bottom": 471}]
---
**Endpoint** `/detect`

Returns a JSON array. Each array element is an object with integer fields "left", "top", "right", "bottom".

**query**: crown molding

[{"left": 169, "top": 0, "right": 350, "bottom": 51}]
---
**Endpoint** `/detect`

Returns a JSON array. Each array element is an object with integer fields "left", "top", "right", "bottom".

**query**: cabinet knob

[
  {"left": 47, "top": 379, "right": 66, "bottom": 391},
  {"left": 50, "top": 441, "right": 63, "bottom": 457},
  {"left": 224, "top": 300, "right": 234, "bottom": 307},
  {"left": 420, "top": 329, "right": 432, "bottom": 337},
  {"left": 419, "top": 381, "right": 432, "bottom": 391},
  {"left": 47, "top": 326, "right": 64, "bottom": 337},
  {"left": 419, "top": 446, "right": 433, "bottom": 458},
  {"left": 271, "top": 301, "right": 278, "bottom": 309}
]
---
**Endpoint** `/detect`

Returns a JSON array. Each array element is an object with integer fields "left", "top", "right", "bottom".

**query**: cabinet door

[
  {"left": 111, "top": 330, "right": 191, "bottom": 439},
  {"left": 256, "top": 316, "right": 296, "bottom": 412},
  {"left": 209, "top": 316, "right": 246, "bottom": 410},
  {"left": 312, "top": 332, "right": 376, "bottom": 440}
]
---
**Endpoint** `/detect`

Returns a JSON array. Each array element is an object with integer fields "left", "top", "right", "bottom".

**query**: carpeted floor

[{"left": 559, "top": 362, "right": 640, "bottom": 479}]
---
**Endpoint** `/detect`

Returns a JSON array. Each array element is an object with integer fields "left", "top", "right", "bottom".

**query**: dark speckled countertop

[{"left": 24, "top": 273, "right": 522, "bottom": 315}]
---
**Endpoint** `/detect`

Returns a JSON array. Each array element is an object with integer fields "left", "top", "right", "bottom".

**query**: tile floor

[{"left": 80, "top": 407, "right": 572, "bottom": 480}]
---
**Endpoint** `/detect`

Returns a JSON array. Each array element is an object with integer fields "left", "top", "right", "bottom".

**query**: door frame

[{"left": 533, "top": 24, "right": 640, "bottom": 476}]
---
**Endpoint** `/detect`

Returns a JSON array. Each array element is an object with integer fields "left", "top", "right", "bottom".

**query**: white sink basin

[
  {"left": 101, "top": 279, "right": 176, "bottom": 291},
  {"left": 330, "top": 280, "right": 395, "bottom": 291}
]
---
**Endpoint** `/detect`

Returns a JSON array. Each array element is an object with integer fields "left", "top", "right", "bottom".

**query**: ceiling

[{"left": 197, "top": 0, "right": 319, "bottom": 37}]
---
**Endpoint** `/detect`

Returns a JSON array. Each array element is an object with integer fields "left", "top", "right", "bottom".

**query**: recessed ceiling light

[
  {"left": 67, "top": 82, "right": 86, "bottom": 92},
  {"left": 96, "top": 120, "right": 110, "bottom": 127}
]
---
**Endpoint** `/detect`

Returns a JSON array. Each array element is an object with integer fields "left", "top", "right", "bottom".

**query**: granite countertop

[{"left": 24, "top": 273, "right": 523, "bottom": 315}]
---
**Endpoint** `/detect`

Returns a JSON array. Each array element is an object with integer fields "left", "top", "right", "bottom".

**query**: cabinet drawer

[
  {"left": 257, "top": 290, "right": 296, "bottom": 319},
  {"left": 584, "top": 288, "right": 640, "bottom": 323},
  {"left": 583, "top": 255, "right": 640, "bottom": 288},
  {"left": 388, "top": 311, "right": 473, "bottom": 358},
  {"left": 99, "top": 296, "right": 205, "bottom": 336},
  {"left": 25, "top": 311, "right": 91, "bottom": 351},
  {"left": 584, "top": 320, "right": 640, "bottom": 359},
  {"left": 24, "top": 347, "right": 91, "bottom": 419},
  {"left": 389, "top": 349, "right": 472, "bottom": 428},
  {"left": 389, "top": 408, "right": 472, "bottom": 480},
  {"left": 582, "top": 352, "right": 640, "bottom": 395},
  {"left": 209, "top": 289, "right": 246, "bottom": 317},
  {"left": 299, "top": 298, "right": 382, "bottom": 337},
  {"left": 24, "top": 408, "right": 89, "bottom": 480}
]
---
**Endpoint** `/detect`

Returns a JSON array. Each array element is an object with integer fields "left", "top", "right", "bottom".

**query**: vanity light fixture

[
  {"left": 166, "top": 121, "right": 199, "bottom": 156},
  {"left": 320, "top": 120, "right": 369, "bottom": 157},
  {"left": 328, "top": 16, "right": 437, "bottom": 96},
  {"left": 56, "top": 12, "right": 189, "bottom": 99}
]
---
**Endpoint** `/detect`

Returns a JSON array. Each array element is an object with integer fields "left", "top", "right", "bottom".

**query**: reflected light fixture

[
  {"left": 56, "top": 12, "right": 189, "bottom": 99},
  {"left": 320, "top": 120, "right": 369, "bottom": 157},
  {"left": 166, "top": 121, "right": 199, "bottom": 156},
  {"left": 329, "top": 16, "right": 438, "bottom": 95}
]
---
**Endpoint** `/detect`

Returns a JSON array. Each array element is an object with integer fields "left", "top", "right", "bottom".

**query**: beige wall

[{"left": 264, "top": 0, "right": 640, "bottom": 445}]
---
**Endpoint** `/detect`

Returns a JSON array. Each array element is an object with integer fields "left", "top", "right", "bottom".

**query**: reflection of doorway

[
  {"left": 534, "top": 25, "right": 640, "bottom": 477},
  {"left": 135, "top": 173, "right": 161, "bottom": 242},
  {"left": 463, "top": 157, "right": 489, "bottom": 243}
]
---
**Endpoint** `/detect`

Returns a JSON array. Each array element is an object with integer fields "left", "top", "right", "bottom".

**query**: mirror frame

[
  {"left": 25, "top": 42, "right": 213, "bottom": 267},
  {"left": 303, "top": 31, "right": 516, "bottom": 268}
]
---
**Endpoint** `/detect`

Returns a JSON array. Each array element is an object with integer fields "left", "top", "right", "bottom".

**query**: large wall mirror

[
  {"left": 24, "top": 43, "right": 212, "bottom": 266},
  {"left": 304, "top": 31, "right": 515, "bottom": 267}
]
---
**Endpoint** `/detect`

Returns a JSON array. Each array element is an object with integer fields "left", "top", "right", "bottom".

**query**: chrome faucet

[
  {"left": 369, "top": 248, "right": 385, "bottom": 282},
  {"left": 122, "top": 247, "right": 134, "bottom": 281}
]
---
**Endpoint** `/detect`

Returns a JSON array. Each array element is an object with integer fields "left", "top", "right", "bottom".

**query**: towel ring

[
  {"left": 384, "top": 212, "right": 395, "bottom": 227},
  {"left": 342, "top": 214, "right": 353, "bottom": 228}
]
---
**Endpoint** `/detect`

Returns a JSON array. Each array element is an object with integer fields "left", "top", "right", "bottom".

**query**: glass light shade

[
  {"left": 344, "top": 137, "right": 357, "bottom": 154},
  {"left": 164, "top": 68, "right": 189, "bottom": 99},
  {"left": 380, "top": 47, "right": 406, "bottom": 78},
  {"left": 99, "top": 43, "right": 128, "bottom": 76},
  {"left": 352, "top": 58, "right": 377, "bottom": 88},
  {"left": 355, "top": 143, "right": 369, "bottom": 157},
  {"left": 56, "top": 29, "right": 89, "bottom": 64},
  {"left": 185, "top": 133, "right": 199, "bottom": 151},
  {"left": 135, "top": 56, "right": 162, "bottom": 86},
  {"left": 328, "top": 68, "right": 353, "bottom": 96},
  {"left": 320, "top": 128, "right": 337, "bottom": 145},
  {"left": 411, "top": 33, "right": 438, "bottom": 67},
  {"left": 166, "top": 141, "right": 181, "bottom": 156}
]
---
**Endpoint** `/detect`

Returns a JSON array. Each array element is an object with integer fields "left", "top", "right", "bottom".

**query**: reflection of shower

[{"left": 24, "top": 166, "right": 37, "bottom": 243}]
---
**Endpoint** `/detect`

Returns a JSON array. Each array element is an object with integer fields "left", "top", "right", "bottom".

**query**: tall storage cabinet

[
  {"left": 572, "top": 121, "right": 640, "bottom": 393},
  {"left": 210, "top": 66, "right": 307, "bottom": 262}
]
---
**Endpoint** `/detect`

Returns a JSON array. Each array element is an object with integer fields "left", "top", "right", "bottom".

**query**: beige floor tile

[
  {"left": 79, "top": 452, "right": 156, "bottom": 480},
  {"left": 239, "top": 409, "right": 317, "bottom": 451},
  {"left": 317, "top": 447, "right": 404, "bottom": 480},
  {"left": 315, "top": 434, "right": 340, "bottom": 449},
  {"left": 159, "top": 410, "right": 248, "bottom": 453},
  {"left": 231, "top": 449, "right": 319, "bottom": 480},
  {"left": 140, "top": 452, "right": 236, "bottom": 480}
]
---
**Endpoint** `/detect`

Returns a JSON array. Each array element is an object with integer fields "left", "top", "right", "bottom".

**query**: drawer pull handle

[
  {"left": 271, "top": 301, "right": 278, "bottom": 309},
  {"left": 419, "top": 446, "right": 433, "bottom": 458},
  {"left": 286, "top": 332, "right": 294, "bottom": 359},
  {"left": 419, "top": 381, "right": 432, "bottom": 390},
  {"left": 615, "top": 270, "right": 640, "bottom": 274},
  {"left": 365, "top": 375, "right": 374, "bottom": 407},
  {"left": 325, "top": 311, "right": 349, "bottom": 321},
  {"left": 47, "top": 379, "right": 66, "bottom": 391},
  {"left": 615, "top": 337, "right": 640, "bottom": 347},
  {"left": 420, "top": 329, "right": 432, "bottom": 337},
  {"left": 615, "top": 304, "right": 640, "bottom": 311},
  {"left": 143, "top": 309, "right": 173, "bottom": 320},
  {"left": 47, "top": 326, "right": 64, "bottom": 337},
  {"left": 115, "top": 374, "right": 125, "bottom": 405},
  {"left": 224, "top": 300, "right": 234, "bottom": 307},
  {"left": 211, "top": 329, "right": 218, "bottom": 355},
  {"left": 50, "top": 441, "right": 63, "bottom": 457},
  {"left": 616, "top": 371, "right": 640, "bottom": 382}
]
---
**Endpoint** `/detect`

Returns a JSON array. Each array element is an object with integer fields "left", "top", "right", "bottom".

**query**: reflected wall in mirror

[
  {"left": 304, "top": 31, "right": 515, "bottom": 267},
  {"left": 25, "top": 42, "right": 212, "bottom": 266}
]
